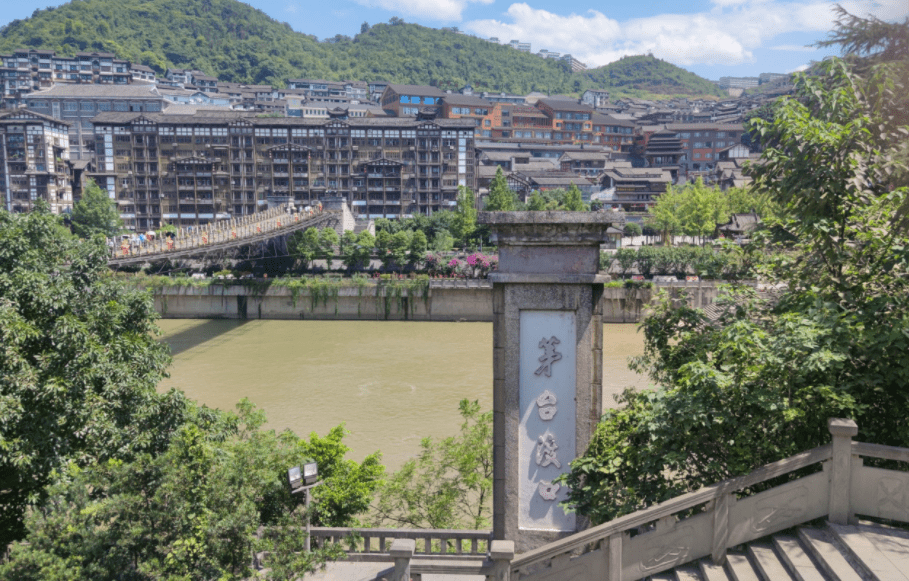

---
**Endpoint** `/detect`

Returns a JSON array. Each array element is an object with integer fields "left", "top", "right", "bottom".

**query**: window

[
  {"left": 113, "top": 102, "right": 128, "bottom": 112},
  {"left": 97, "top": 102, "right": 111, "bottom": 111},
  {"left": 63, "top": 101, "right": 78, "bottom": 112},
  {"left": 80, "top": 101, "right": 94, "bottom": 111}
]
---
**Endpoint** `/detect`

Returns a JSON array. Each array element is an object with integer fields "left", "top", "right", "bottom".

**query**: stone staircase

[{"left": 649, "top": 521, "right": 909, "bottom": 581}]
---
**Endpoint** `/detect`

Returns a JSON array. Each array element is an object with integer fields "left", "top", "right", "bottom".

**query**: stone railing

[
  {"left": 428, "top": 279, "right": 493, "bottom": 289},
  {"left": 490, "top": 418, "right": 909, "bottom": 581},
  {"left": 305, "top": 527, "right": 511, "bottom": 581},
  {"left": 107, "top": 206, "right": 333, "bottom": 261},
  {"left": 309, "top": 527, "right": 492, "bottom": 558}
]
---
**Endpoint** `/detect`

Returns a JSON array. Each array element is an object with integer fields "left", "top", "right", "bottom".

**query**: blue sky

[{"left": 3, "top": 0, "right": 906, "bottom": 79}]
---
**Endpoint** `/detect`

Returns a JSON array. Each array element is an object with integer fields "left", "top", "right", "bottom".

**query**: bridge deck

[{"left": 108, "top": 209, "right": 340, "bottom": 267}]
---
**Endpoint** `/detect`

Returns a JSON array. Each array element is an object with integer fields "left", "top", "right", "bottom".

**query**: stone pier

[{"left": 480, "top": 210, "right": 624, "bottom": 553}]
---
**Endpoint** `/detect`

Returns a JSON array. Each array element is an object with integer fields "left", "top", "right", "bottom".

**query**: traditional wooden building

[{"left": 89, "top": 111, "right": 476, "bottom": 230}]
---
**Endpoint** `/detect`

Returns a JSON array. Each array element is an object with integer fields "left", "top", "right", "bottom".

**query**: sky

[{"left": 2, "top": 0, "right": 907, "bottom": 80}]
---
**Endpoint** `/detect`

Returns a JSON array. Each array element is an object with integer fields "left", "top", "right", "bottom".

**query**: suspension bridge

[{"left": 107, "top": 207, "right": 342, "bottom": 267}]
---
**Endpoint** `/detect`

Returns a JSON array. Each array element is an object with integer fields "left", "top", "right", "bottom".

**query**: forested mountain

[{"left": 0, "top": 0, "right": 726, "bottom": 98}]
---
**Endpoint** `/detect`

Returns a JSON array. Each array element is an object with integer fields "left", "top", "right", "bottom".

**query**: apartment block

[
  {"left": 667, "top": 123, "right": 744, "bottom": 170},
  {"left": 1, "top": 49, "right": 138, "bottom": 107},
  {"left": 88, "top": 111, "right": 476, "bottom": 230},
  {"left": 380, "top": 84, "right": 447, "bottom": 117},
  {"left": 24, "top": 84, "right": 168, "bottom": 161},
  {"left": 0, "top": 109, "right": 73, "bottom": 214}
]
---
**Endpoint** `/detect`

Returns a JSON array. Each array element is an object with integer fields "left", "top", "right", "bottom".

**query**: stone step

[
  {"left": 748, "top": 543, "right": 795, "bottom": 581},
  {"left": 698, "top": 558, "right": 733, "bottom": 581},
  {"left": 798, "top": 527, "right": 863, "bottom": 581},
  {"left": 726, "top": 552, "right": 761, "bottom": 581},
  {"left": 673, "top": 565, "right": 703, "bottom": 581},
  {"left": 856, "top": 524, "right": 909, "bottom": 574},
  {"left": 772, "top": 535, "right": 828, "bottom": 581},
  {"left": 827, "top": 522, "right": 909, "bottom": 581}
]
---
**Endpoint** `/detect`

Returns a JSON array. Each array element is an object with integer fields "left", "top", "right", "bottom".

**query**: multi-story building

[
  {"left": 380, "top": 84, "right": 447, "bottom": 117},
  {"left": 0, "top": 109, "right": 73, "bottom": 214},
  {"left": 24, "top": 83, "right": 168, "bottom": 161},
  {"left": 560, "top": 54, "right": 586, "bottom": 72},
  {"left": 590, "top": 112, "right": 635, "bottom": 151},
  {"left": 718, "top": 76, "right": 759, "bottom": 90},
  {"left": 440, "top": 94, "right": 492, "bottom": 135},
  {"left": 509, "top": 40, "right": 531, "bottom": 52},
  {"left": 1, "top": 49, "right": 140, "bottom": 107},
  {"left": 88, "top": 110, "right": 476, "bottom": 230},
  {"left": 581, "top": 90, "right": 611, "bottom": 108},
  {"left": 536, "top": 98, "right": 596, "bottom": 143},
  {"left": 286, "top": 79, "right": 369, "bottom": 101},
  {"left": 667, "top": 123, "right": 743, "bottom": 171},
  {"left": 600, "top": 167, "right": 672, "bottom": 212}
]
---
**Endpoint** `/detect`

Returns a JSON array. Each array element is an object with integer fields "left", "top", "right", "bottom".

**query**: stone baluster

[
  {"left": 607, "top": 532, "right": 623, "bottom": 581},
  {"left": 711, "top": 490, "right": 733, "bottom": 564},
  {"left": 828, "top": 418, "right": 858, "bottom": 525},
  {"left": 390, "top": 539, "right": 414, "bottom": 581},
  {"left": 490, "top": 540, "right": 514, "bottom": 581}
]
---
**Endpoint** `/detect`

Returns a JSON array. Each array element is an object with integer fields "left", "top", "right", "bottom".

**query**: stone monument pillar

[{"left": 479, "top": 211, "right": 624, "bottom": 553}]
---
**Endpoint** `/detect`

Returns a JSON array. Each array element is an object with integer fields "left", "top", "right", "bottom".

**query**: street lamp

[{"left": 287, "top": 462, "right": 323, "bottom": 552}]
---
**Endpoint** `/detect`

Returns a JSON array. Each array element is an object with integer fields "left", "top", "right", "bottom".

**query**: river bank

[{"left": 147, "top": 278, "right": 727, "bottom": 323}]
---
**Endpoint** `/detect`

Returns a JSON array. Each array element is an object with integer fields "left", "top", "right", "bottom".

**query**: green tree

[
  {"left": 450, "top": 186, "right": 477, "bottom": 247},
  {"left": 623, "top": 222, "right": 642, "bottom": 238},
  {"left": 0, "top": 204, "right": 195, "bottom": 546},
  {"left": 484, "top": 167, "right": 517, "bottom": 211},
  {"left": 526, "top": 190, "right": 552, "bottom": 211},
  {"left": 70, "top": 178, "right": 122, "bottom": 238},
  {"left": 319, "top": 227, "right": 339, "bottom": 270},
  {"left": 0, "top": 400, "right": 382, "bottom": 579},
  {"left": 560, "top": 183, "right": 588, "bottom": 211},
  {"left": 371, "top": 400, "right": 492, "bottom": 529},
  {"left": 291, "top": 227, "right": 321, "bottom": 270},
  {"left": 560, "top": 13, "right": 909, "bottom": 525},
  {"left": 431, "top": 229, "right": 454, "bottom": 252},
  {"left": 646, "top": 184, "right": 684, "bottom": 244},
  {"left": 407, "top": 229, "right": 428, "bottom": 267}
]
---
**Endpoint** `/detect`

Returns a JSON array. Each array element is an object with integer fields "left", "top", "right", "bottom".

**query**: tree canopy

[
  {"left": 0, "top": 205, "right": 384, "bottom": 573},
  {"left": 70, "top": 178, "right": 122, "bottom": 238},
  {"left": 560, "top": 11, "right": 909, "bottom": 525}
]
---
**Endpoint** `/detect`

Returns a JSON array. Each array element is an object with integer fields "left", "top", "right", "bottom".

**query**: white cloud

[
  {"left": 285, "top": 3, "right": 297, "bottom": 13},
  {"left": 789, "top": 63, "right": 811, "bottom": 72},
  {"left": 353, "top": 0, "right": 493, "bottom": 21},
  {"left": 465, "top": 0, "right": 908, "bottom": 69}
]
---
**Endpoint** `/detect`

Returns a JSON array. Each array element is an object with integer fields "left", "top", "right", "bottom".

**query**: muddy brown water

[{"left": 156, "top": 320, "right": 648, "bottom": 469}]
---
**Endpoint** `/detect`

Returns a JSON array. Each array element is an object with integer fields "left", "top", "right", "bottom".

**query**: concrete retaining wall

[{"left": 151, "top": 281, "right": 728, "bottom": 323}]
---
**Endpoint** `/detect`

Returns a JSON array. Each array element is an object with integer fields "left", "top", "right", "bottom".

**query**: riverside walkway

[{"left": 108, "top": 207, "right": 340, "bottom": 267}]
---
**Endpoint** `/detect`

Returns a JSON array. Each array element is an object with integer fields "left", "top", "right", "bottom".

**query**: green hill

[
  {"left": 583, "top": 55, "right": 725, "bottom": 97},
  {"left": 0, "top": 0, "right": 725, "bottom": 98}
]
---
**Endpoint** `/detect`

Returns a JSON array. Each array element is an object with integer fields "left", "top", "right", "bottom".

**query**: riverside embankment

[{"left": 148, "top": 279, "right": 728, "bottom": 323}]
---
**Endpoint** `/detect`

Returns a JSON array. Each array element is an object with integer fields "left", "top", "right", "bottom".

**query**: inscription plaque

[{"left": 519, "top": 310, "right": 576, "bottom": 532}]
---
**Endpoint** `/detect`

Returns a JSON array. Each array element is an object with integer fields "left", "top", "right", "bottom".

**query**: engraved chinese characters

[
  {"left": 536, "top": 432, "right": 561, "bottom": 468},
  {"left": 519, "top": 310, "right": 576, "bottom": 532},
  {"left": 536, "top": 390, "right": 557, "bottom": 420},
  {"left": 534, "top": 338, "right": 562, "bottom": 500},
  {"left": 535, "top": 336, "right": 562, "bottom": 377},
  {"left": 538, "top": 481, "right": 560, "bottom": 500}
]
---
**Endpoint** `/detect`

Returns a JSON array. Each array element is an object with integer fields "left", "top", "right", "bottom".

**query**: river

[{"left": 156, "top": 320, "right": 648, "bottom": 470}]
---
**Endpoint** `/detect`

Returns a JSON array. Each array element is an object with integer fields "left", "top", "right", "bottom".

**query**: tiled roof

[
  {"left": 442, "top": 94, "right": 493, "bottom": 107},
  {"left": 27, "top": 84, "right": 163, "bottom": 99},
  {"left": 385, "top": 84, "right": 446, "bottom": 97}
]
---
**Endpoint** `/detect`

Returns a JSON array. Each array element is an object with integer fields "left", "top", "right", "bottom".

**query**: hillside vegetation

[{"left": 0, "top": 0, "right": 725, "bottom": 98}]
